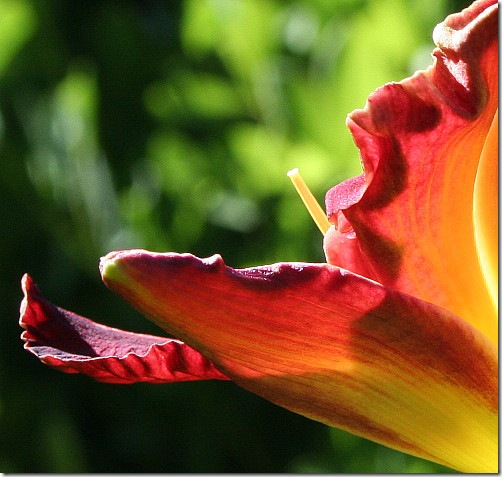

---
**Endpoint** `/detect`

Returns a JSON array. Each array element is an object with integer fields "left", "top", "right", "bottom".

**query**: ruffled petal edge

[{"left": 20, "top": 274, "right": 229, "bottom": 384}]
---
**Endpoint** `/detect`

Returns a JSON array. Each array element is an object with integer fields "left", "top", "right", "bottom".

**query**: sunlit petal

[
  {"left": 101, "top": 250, "right": 497, "bottom": 472},
  {"left": 324, "top": 0, "right": 498, "bottom": 343},
  {"left": 473, "top": 109, "right": 498, "bottom": 307}
]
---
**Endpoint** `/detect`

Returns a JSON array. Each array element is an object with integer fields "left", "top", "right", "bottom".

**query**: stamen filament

[{"left": 287, "top": 168, "right": 331, "bottom": 235}]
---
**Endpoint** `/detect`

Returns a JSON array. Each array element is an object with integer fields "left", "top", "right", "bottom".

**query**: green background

[{"left": 1, "top": 0, "right": 469, "bottom": 472}]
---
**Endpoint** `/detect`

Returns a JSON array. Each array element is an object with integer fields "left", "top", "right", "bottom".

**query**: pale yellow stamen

[{"left": 287, "top": 168, "right": 331, "bottom": 235}]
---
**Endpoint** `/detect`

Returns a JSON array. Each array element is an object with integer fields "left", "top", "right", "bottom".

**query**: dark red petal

[{"left": 19, "top": 274, "right": 229, "bottom": 384}]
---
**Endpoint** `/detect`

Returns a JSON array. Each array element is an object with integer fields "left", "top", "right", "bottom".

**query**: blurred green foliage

[{"left": 1, "top": 0, "right": 469, "bottom": 472}]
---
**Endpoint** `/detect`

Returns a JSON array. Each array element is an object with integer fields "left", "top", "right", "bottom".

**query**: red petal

[
  {"left": 101, "top": 250, "right": 497, "bottom": 472},
  {"left": 324, "top": 0, "right": 498, "bottom": 342},
  {"left": 19, "top": 274, "right": 229, "bottom": 384}
]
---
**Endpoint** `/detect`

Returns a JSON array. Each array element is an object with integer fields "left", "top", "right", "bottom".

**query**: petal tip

[{"left": 19, "top": 273, "right": 37, "bottom": 329}]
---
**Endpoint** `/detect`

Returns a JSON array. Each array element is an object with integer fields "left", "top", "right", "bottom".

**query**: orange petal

[
  {"left": 324, "top": 0, "right": 498, "bottom": 344},
  {"left": 473, "top": 109, "right": 498, "bottom": 308},
  {"left": 101, "top": 250, "right": 498, "bottom": 472}
]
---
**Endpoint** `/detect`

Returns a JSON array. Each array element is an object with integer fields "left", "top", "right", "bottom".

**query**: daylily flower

[{"left": 20, "top": 0, "right": 497, "bottom": 473}]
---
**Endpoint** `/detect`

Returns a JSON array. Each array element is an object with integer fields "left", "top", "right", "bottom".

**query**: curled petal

[
  {"left": 324, "top": 0, "right": 498, "bottom": 343},
  {"left": 101, "top": 250, "right": 497, "bottom": 472},
  {"left": 19, "top": 274, "right": 229, "bottom": 384},
  {"left": 473, "top": 109, "right": 498, "bottom": 307}
]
